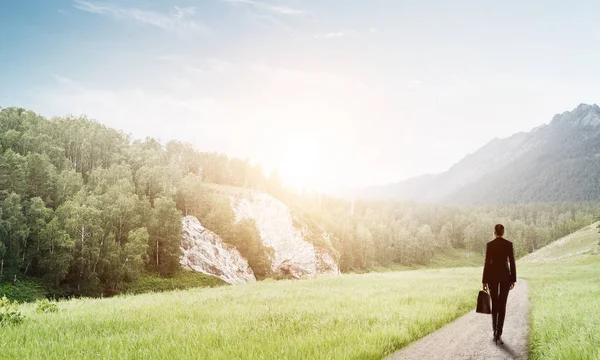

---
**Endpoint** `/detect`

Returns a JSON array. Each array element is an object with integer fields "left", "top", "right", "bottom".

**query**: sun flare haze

[
  {"left": 4, "top": 0, "right": 600, "bottom": 192},
  {"left": 3, "top": 2, "right": 600, "bottom": 360}
]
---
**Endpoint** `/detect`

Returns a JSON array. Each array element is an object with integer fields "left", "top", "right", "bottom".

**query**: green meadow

[
  {"left": 1, "top": 268, "right": 479, "bottom": 360},
  {"left": 2, "top": 222, "right": 599, "bottom": 360},
  {"left": 521, "top": 223, "right": 600, "bottom": 360}
]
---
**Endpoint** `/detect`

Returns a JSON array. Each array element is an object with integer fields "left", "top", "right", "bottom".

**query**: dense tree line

[
  {"left": 283, "top": 193, "right": 597, "bottom": 272},
  {"left": 0, "top": 107, "right": 269, "bottom": 296}
]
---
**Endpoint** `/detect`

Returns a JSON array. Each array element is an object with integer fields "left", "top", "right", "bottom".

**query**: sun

[{"left": 271, "top": 137, "right": 328, "bottom": 192}]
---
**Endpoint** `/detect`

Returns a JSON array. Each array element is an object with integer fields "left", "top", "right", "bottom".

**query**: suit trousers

[{"left": 488, "top": 282, "right": 510, "bottom": 336}]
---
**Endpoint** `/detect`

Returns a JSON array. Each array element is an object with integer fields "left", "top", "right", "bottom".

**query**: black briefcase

[{"left": 476, "top": 290, "right": 491, "bottom": 314}]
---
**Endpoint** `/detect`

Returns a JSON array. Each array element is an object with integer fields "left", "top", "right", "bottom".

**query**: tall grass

[
  {"left": 1, "top": 268, "right": 479, "bottom": 360},
  {"left": 123, "top": 271, "right": 227, "bottom": 295},
  {"left": 522, "top": 255, "right": 600, "bottom": 360}
]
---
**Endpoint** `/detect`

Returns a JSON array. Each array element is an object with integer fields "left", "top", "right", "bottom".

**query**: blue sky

[{"left": 2, "top": 0, "right": 600, "bottom": 190}]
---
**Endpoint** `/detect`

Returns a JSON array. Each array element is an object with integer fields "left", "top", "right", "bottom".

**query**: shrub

[
  {"left": 0, "top": 278, "right": 47, "bottom": 302},
  {"left": 0, "top": 296, "right": 24, "bottom": 326},
  {"left": 36, "top": 298, "right": 59, "bottom": 314}
]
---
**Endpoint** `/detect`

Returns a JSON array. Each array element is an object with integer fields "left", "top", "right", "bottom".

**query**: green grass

[
  {"left": 1, "top": 268, "right": 480, "bottom": 360},
  {"left": 427, "top": 248, "right": 485, "bottom": 268},
  {"left": 123, "top": 271, "right": 227, "bottom": 295},
  {"left": 0, "top": 278, "right": 47, "bottom": 302},
  {"left": 1, "top": 271, "right": 225, "bottom": 302},
  {"left": 369, "top": 249, "right": 484, "bottom": 273},
  {"left": 6, "top": 219, "right": 598, "bottom": 359},
  {"left": 520, "top": 223, "right": 600, "bottom": 360}
]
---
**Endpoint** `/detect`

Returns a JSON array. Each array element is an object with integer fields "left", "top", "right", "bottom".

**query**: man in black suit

[{"left": 482, "top": 224, "right": 517, "bottom": 345}]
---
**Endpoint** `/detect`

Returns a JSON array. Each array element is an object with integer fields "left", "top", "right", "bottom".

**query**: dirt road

[{"left": 385, "top": 279, "right": 529, "bottom": 360}]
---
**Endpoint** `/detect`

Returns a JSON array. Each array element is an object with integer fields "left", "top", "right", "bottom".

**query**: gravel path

[{"left": 385, "top": 279, "right": 529, "bottom": 360}]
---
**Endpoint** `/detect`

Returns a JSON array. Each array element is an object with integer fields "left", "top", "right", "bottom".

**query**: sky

[{"left": 1, "top": 0, "right": 600, "bottom": 191}]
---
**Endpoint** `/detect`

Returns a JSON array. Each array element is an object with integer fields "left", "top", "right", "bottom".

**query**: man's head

[{"left": 494, "top": 224, "right": 505, "bottom": 237}]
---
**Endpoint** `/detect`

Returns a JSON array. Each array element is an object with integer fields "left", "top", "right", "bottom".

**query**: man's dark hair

[{"left": 494, "top": 224, "right": 505, "bottom": 237}]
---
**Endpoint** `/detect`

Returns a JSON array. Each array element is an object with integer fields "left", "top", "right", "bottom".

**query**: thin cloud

[
  {"left": 157, "top": 54, "right": 188, "bottom": 62},
  {"left": 43, "top": 75, "right": 222, "bottom": 139},
  {"left": 408, "top": 80, "right": 423, "bottom": 90},
  {"left": 185, "top": 59, "right": 237, "bottom": 75},
  {"left": 251, "top": 63, "right": 309, "bottom": 81},
  {"left": 314, "top": 31, "right": 352, "bottom": 39},
  {"left": 222, "top": 0, "right": 305, "bottom": 15},
  {"left": 72, "top": 0, "right": 209, "bottom": 35},
  {"left": 268, "top": 5, "right": 304, "bottom": 15},
  {"left": 158, "top": 56, "right": 237, "bottom": 75}
]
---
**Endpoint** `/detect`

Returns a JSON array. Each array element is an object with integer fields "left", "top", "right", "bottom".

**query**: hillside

[
  {"left": 358, "top": 103, "right": 600, "bottom": 205},
  {"left": 520, "top": 221, "right": 600, "bottom": 263},
  {"left": 0, "top": 106, "right": 279, "bottom": 297}
]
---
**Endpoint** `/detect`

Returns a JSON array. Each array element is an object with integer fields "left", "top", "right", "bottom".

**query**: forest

[{"left": 1, "top": 106, "right": 597, "bottom": 297}]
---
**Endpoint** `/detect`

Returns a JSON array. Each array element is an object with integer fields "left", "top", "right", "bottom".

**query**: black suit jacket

[{"left": 482, "top": 237, "right": 517, "bottom": 283}]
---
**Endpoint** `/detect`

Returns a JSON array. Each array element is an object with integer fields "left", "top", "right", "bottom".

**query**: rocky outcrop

[
  {"left": 180, "top": 216, "right": 256, "bottom": 285},
  {"left": 231, "top": 193, "right": 340, "bottom": 278},
  {"left": 315, "top": 244, "right": 340, "bottom": 275},
  {"left": 551, "top": 103, "right": 600, "bottom": 128}
]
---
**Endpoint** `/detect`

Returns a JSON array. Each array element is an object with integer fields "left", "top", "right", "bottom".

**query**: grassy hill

[
  {"left": 520, "top": 221, "right": 600, "bottom": 262},
  {"left": 521, "top": 222, "right": 600, "bottom": 359}
]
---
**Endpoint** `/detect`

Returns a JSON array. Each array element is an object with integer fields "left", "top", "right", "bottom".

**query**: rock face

[
  {"left": 551, "top": 103, "right": 600, "bottom": 128},
  {"left": 180, "top": 216, "right": 256, "bottom": 285},
  {"left": 231, "top": 193, "right": 340, "bottom": 278}
]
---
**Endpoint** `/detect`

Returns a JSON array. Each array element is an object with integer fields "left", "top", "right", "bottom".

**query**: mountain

[{"left": 357, "top": 103, "right": 600, "bottom": 205}]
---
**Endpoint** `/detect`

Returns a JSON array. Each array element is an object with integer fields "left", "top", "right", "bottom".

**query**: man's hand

[
  {"left": 510, "top": 282, "right": 515, "bottom": 290},
  {"left": 483, "top": 283, "right": 489, "bottom": 292}
]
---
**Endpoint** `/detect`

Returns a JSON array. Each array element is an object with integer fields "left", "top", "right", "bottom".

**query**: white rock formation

[
  {"left": 231, "top": 193, "right": 340, "bottom": 278},
  {"left": 180, "top": 216, "right": 256, "bottom": 284}
]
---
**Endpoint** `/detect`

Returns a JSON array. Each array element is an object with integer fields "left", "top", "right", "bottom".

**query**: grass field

[
  {"left": 3, "top": 220, "right": 598, "bottom": 359},
  {"left": 0, "top": 270, "right": 227, "bottom": 303},
  {"left": 427, "top": 248, "right": 485, "bottom": 268},
  {"left": 1, "top": 268, "right": 480, "bottom": 360},
  {"left": 123, "top": 271, "right": 227, "bottom": 295},
  {"left": 520, "top": 223, "right": 600, "bottom": 360},
  {"left": 369, "top": 249, "right": 484, "bottom": 273}
]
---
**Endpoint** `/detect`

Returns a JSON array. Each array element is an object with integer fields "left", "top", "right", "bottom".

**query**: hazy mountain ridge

[{"left": 358, "top": 103, "right": 600, "bottom": 204}]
